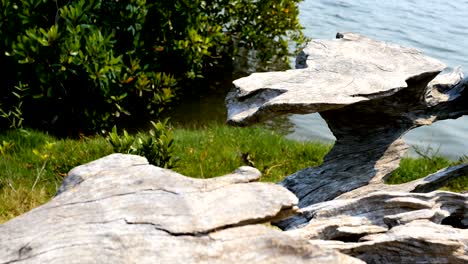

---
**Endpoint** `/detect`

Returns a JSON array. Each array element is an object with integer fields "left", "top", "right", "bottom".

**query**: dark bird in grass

[{"left": 241, "top": 152, "right": 255, "bottom": 167}]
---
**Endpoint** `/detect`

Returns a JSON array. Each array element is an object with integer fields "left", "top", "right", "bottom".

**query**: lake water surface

[{"left": 289, "top": 0, "right": 468, "bottom": 159}]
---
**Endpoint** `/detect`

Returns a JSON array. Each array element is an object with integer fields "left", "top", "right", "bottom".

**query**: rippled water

[{"left": 288, "top": 0, "right": 468, "bottom": 159}]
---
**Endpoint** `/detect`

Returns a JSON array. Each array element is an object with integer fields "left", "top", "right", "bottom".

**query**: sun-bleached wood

[
  {"left": 0, "top": 154, "right": 362, "bottom": 264},
  {"left": 285, "top": 191, "right": 468, "bottom": 263},
  {"left": 226, "top": 33, "right": 467, "bottom": 263},
  {"left": 226, "top": 32, "right": 467, "bottom": 209}
]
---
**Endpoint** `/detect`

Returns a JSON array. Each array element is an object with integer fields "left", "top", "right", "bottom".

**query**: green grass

[
  {"left": 386, "top": 155, "right": 468, "bottom": 192},
  {"left": 0, "top": 129, "right": 113, "bottom": 222},
  {"left": 172, "top": 124, "right": 331, "bottom": 182},
  {"left": 0, "top": 125, "right": 466, "bottom": 223}
]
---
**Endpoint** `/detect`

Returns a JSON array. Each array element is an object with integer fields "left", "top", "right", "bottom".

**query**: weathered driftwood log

[
  {"left": 225, "top": 32, "right": 468, "bottom": 263},
  {"left": 0, "top": 154, "right": 362, "bottom": 264},
  {"left": 226, "top": 32, "right": 468, "bottom": 211},
  {"left": 285, "top": 191, "right": 468, "bottom": 263}
]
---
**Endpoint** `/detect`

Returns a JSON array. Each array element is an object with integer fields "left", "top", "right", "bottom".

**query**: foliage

[
  {"left": 107, "top": 126, "right": 135, "bottom": 154},
  {"left": 0, "top": 0, "right": 305, "bottom": 133},
  {"left": 0, "top": 83, "right": 28, "bottom": 129},
  {"left": 107, "top": 119, "right": 177, "bottom": 168},
  {"left": 215, "top": 0, "right": 307, "bottom": 73},
  {"left": 0, "top": 0, "right": 177, "bottom": 133},
  {"left": 0, "top": 140, "right": 14, "bottom": 155}
]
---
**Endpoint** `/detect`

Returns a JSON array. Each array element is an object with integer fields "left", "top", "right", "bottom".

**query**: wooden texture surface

[
  {"left": 0, "top": 154, "right": 361, "bottom": 264},
  {"left": 226, "top": 32, "right": 467, "bottom": 263}
]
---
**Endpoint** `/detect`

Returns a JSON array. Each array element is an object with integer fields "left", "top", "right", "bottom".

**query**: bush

[
  {"left": 107, "top": 119, "right": 178, "bottom": 168},
  {"left": 1, "top": 0, "right": 176, "bottom": 133},
  {"left": 0, "top": 0, "right": 305, "bottom": 133}
]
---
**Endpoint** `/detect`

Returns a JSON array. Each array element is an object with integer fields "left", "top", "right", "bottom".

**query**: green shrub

[
  {"left": 0, "top": 140, "right": 14, "bottom": 155},
  {"left": 107, "top": 119, "right": 178, "bottom": 168},
  {"left": 0, "top": 0, "right": 305, "bottom": 133},
  {"left": 1, "top": 0, "right": 176, "bottom": 133}
]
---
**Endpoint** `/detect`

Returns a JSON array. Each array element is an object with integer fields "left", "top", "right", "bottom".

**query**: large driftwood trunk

[
  {"left": 0, "top": 154, "right": 361, "bottom": 264},
  {"left": 226, "top": 33, "right": 468, "bottom": 263},
  {"left": 226, "top": 32, "right": 467, "bottom": 210}
]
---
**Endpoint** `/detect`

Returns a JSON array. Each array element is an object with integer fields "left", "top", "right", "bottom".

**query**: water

[{"left": 288, "top": 0, "right": 468, "bottom": 159}]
